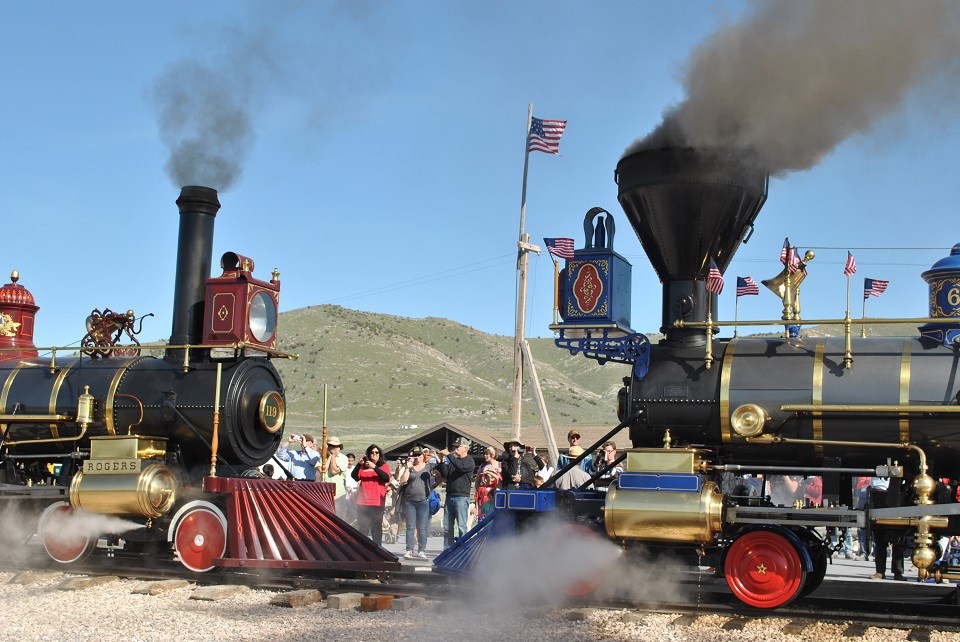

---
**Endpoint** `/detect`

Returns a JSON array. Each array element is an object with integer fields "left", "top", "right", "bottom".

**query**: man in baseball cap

[{"left": 560, "top": 428, "right": 593, "bottom": 474}]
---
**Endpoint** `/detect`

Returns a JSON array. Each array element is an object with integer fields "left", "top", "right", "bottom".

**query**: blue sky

[{"left": 1, "top": 1, "right": 958, "bottom": 349}]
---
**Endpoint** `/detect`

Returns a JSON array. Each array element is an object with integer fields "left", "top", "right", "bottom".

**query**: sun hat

[
  {"left": 326, "top": 436, "right": 343, "bottom": 447},
  {"left": 567, "top": 445, "right": 585, "bottom": 457}
]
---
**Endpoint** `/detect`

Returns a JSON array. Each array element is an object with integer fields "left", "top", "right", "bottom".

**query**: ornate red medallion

[{"left": 573, "top": 264, "right": 603, "bottom": 313}]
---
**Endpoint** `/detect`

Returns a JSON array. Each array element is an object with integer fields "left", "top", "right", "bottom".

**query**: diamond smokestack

[{"left": 616, "top": 147, "right": 768, "bottom": 344}]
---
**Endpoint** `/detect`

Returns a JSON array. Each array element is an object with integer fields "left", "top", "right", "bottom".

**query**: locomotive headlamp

[
  {"left": 249, "top": 291, "right": 277, "bottom": 343},
  {"left": 730, "top": 403, "right": 769, "bottom": 438},
  {"left": 203, "top": 252, "right": 281, "bottom": 351}
]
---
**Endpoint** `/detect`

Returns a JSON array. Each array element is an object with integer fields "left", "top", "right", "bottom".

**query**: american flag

[
  {"left": 779, "top": 237, "right": 791, "bottom": 264},
  {"left": 863, "top": 278, "right": 889, "bottom": 299},
  {"left": 528, "top": 117, "right": 567, "bottom": 154},
  {"left": 780, "top": 237, "right": 800, "bottom": 274},
  {"left": 543, "top": 237, "right": 575, "bottom": 260},
  {"left": 844, "top": 252, "right": 857, "bottom": 276},
  {"left": 706, "top": 259, "right": 724, "bottom": 294},
  {"left": 736, "top": 276, "right": 760, "bottom": 297}
]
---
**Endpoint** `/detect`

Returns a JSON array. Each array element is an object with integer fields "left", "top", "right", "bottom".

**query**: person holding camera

[
  {"left": 438, "top": 438, "right": 475, "bottom": 548},
  {"left": 320, "top": 436, "right": 349, "bottom": 515},
  {"left": 275, "top": 433, "right": 321, "bottom": 481},
  {"left": 592, "top": 441, "right": 623, "bottom": 492},
  {"left": 350, "top": 444, "right": 391, "bottom": 547},
  {"left": 396, "top": 447, "right": 434, "bottom": 559},
  {"left": 498, "top": 439, "right": 543, "bottom": 490}
]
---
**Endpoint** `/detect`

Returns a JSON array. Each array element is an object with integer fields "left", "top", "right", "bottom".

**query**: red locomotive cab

[
  {"left": 202, "top": 252, "right": 281, "bottom": 353},
  {"left": 0, "top": 270, "right": 39, "bottom": 361}
]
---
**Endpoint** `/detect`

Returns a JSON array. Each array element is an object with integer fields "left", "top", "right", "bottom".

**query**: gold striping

[
  {"left": 47, "top": 360, "right": 77, "bottom": 440},
  {"left": 899, "top": 340, "right": 911, "bottom": 444},
  {"left": 0, "top": 362, "right": 26, "bottom": 437},
  {"left": 812, "top": 341, "right": 825, "bottom": 457},
  {"left": 106, "top": 359, "right": 139, "bottom": 436},
  {"left": 720, "top": 339, "right": 737, "bottom": 444}
]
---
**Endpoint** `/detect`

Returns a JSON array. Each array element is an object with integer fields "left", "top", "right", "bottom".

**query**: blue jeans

[
  {"left": 404, "top": 498, "right": 430, "bottom": 553},
  {"left": 444, "top": 495, "right": 470, "bottom": 548}
]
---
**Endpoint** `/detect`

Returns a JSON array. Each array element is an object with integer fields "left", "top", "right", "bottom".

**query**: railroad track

[{"left": 6, "top": 549, "right": 959, "bottom": 640}]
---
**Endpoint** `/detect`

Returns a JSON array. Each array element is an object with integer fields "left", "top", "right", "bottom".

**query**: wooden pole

[
  {"left": 321, "top": 384, "right": 328, "bottom": 471},
  {"left": 511, "top": 103, "right": 534, "bottom": 443},
  {"left": 521, "top": 339, "right": 558, "bottom": 467}
]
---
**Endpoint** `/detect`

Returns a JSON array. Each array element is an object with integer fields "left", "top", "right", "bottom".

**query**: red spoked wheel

[
  {"left": 171, "top": 503, "right": 227, "bottom": 573},
  {"left": 724, "top": 530, "right": 806, "bottom": 609},
  {"left": 39, "top": 502, "right": 95, "bottom": 564}
]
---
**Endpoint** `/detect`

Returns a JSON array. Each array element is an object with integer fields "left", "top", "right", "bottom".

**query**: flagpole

[
  {"left": 846, "top": 273, "right": 851, "bottom": 317},
  {"left": 861, "top": 294, "right": 867, "bottom": 338},
  {"left": 511, "top": 103, "right": 534, "bottom": 444},
  {"left": 551, "top": 257, "right": 560, "bottom": 325},
  {"left": 734, "top": 294, "right": 740, "bottom": 338},
  {"left": 705, "top": 292, "right": 714, "bottom": 369}
]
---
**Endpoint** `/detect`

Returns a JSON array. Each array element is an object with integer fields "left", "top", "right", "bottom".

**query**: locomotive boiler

[
  {"left": 0, "top": 186, "right": 399, "bottom": 574},
  {"left": 614, "top": 148, "right": 960, "bottom": 478},
  {"left": 436, "top": 146, "right": 960, "bottom": 609}
]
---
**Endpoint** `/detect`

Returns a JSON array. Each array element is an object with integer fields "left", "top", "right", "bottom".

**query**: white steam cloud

[
  {"left": 467, "top": 519, "right": 686, "bottom": 610},
  {"left": 631, "top": 0, "right": 960, "bottom": 175}
]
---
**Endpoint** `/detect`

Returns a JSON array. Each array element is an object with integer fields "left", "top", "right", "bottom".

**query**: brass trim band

[
  {"left": 48, "top": 360, "right": 77, "bottom": 440},
  {"left": 899, "top": 339, "right": 911, "bottom": 445},
  {"left": 720, "top": 339, "right": 737, "bottom": 444},
  {"left": 812, "top": 341, "right": 825, "bottom": 458},
  {"left": 106, "top": 359, "right": 142, "bottom": 436},
  {"left": 0, "top": 362, "right": 25, "bottom": 437}
]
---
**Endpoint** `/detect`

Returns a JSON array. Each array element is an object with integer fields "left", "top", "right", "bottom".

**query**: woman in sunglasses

[
  {"left": 395, "top": 447, "right": 434, "bottom": 559},
  {"left": 351, "top": 444, "right": 391, "bottom": 546}
]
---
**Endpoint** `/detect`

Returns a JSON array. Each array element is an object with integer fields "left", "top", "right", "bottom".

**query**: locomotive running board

[{"left": 203, "top": 477, "right": 400, "bottom": 571}]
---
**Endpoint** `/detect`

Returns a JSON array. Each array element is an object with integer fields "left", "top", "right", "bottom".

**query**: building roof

[{"left": 382, "top": 422, "right": 624, "bottom": 462}]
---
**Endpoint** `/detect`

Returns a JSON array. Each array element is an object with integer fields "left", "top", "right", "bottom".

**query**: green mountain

[{"left": 273, "top": 305, "right": 629, "bottom": 432}]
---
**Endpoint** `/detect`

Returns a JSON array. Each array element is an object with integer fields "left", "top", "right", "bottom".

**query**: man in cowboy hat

[
  {"left": 498, "top": 438, "right": 543, "bottom": 490},
  {"left": 320, "top": 435, "right": 349, "bottom": 514}
]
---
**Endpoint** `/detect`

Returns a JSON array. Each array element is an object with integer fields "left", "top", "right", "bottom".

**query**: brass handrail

[
  {"left": 675, "top": 316, "right": 959, "bottom": 370},
  {"left": 782, "top": 404, "right": 960, "bottom": 414}
]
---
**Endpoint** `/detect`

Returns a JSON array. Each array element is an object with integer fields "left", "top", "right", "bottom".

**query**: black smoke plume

[
  {"left": 149, "top": 2, "right": 390, "bottom": 192},
  {"left": 630, "top": 0, "right": 960, "bottom": 175}
]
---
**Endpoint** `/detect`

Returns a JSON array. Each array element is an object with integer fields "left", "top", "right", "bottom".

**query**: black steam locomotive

[
  {"left": 436, "top": 147, "right": 960, "bottom": 609},
  {"left": 0, "top": 187, "right": 397, "bottom": 574}
]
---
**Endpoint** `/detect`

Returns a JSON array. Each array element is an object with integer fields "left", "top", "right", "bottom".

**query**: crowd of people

[
  {"left": 262, "top": 429, "right": 626, "bottom": 559},
  {"left": 266, "top": 430, "right": 960, "bottom": 579}
]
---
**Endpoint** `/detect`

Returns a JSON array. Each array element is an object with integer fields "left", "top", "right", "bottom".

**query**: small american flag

[
  {"left": 706, "top": 259, "right": 724, "bottom": 294},
  {"left": 844, "top": 252, "right": 857, "bottom": 276},
  {"left": 736, "top": 276, "right": 760, "bottom": 297},
  {"left": 863, "top": 278, "right": 889, "bottom": 299},
  {"left": 779, "top": 237, "right": 791, "bottom": 264},
  {"left": 543, "top": 237, "right": 575, "bottom": 260},
  {"left": 528, "top": 117, "right": 567, "bottom": 154},
  {"left": 779, "top": 237, "right": 801, "bottom": 273}
]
